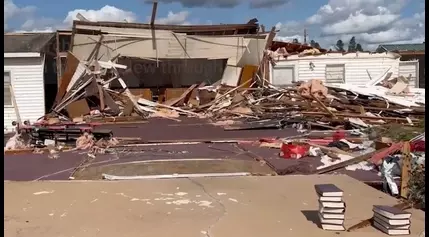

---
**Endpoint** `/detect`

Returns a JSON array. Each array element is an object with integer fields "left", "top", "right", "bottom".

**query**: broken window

[
  {"left": 4, "top": 71, "right": 12, "bottom": 106},
  {"left": 325, "top": 64, "right": 345, "bottom": 84}
]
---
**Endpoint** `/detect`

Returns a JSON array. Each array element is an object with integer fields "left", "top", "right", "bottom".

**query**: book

[
  {"left": 319, "top": 205, "right": 345, "bottom": 214},
  {"left": 319, "top": 211, "right": 345, "bottom": 220},
  {"left": 321, "top": 223, "right": 345, "bottom": 231},
  {"left": 373, "top": 212, "right": 411, "bottom": 226},
  {"left": 315, "top": 184, "right": 343, "bottom": 197},
  {"left": 318, "top": 212, "right": 344, "bottom": 225},
  {"left": 319, "top": 200, "right": 345, "bottom": 208},
  {"left": 319, "top": 196, "right": 343, "bottom": 202},
  {"left": 373, "top": 216, "right": 410, "bottom": 230},
  {"left": 373, "top": 219, "right": 411, "bottom": 235},
  {"left": 373, "top": 205, "right": 412, "bottom": 220}
]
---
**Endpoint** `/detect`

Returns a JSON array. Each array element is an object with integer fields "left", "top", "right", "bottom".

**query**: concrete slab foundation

[{"left": 5, "top": 175, "right": 425, "bottom": 237}]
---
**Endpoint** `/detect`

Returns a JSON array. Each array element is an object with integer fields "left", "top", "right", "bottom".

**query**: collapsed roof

[
  {"left": 72, "top": 19, "right": 260, "bottom": 36},
  {"left": 70, "top": 20, "right": 270, "bottom": 67}
]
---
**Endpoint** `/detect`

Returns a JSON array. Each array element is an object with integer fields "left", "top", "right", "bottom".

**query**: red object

[
  {"left": 369, "top": 142, "right": 404, "bottom": 164},
  {"left": 333, "top": 130, "right": 345, "bottom": 141},
  {"left": 280, "top": 142, "right": 310, "bottom": 159},
  {"left": 411, "top": 140, "right": 425, "bottom": 152}
]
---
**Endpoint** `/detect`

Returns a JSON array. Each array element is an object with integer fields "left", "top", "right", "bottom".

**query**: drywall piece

[{"left": 221, "top": 65, "right": 242, "bottom": 87}]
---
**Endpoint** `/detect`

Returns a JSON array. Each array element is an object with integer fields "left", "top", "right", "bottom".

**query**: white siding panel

[
  {"left": 399, "top": 61, "right": 418, "bottom": 88},
  {"left": 272, "top": 66, "right": 294, "bottom": 85},
  {"left": 273, "top": 54, "right": 400, "bottom": 86},
  {"left": 4, "top": 56, "right": 45, "bottom": 133}
]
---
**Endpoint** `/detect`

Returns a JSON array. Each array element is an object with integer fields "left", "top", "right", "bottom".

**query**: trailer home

[{"left": 269, "top": 51, "right": 420, "bottom": 88}]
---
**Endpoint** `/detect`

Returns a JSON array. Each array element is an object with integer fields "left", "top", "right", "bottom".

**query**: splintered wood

[{"left": 48, "top": 38, "right": 424, "bottom": 127}]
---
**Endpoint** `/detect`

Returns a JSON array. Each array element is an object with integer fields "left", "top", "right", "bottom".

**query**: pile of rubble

[{"left": 46, "top": 49, "right": 424, "bottom": 131}]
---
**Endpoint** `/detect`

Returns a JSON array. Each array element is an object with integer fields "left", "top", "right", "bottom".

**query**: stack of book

[
  {"left": 372, "top": 205, "right": 412, "bottom": 235},
  {"left": 315, "top": 184, "right": 346, "bottom": 231}
]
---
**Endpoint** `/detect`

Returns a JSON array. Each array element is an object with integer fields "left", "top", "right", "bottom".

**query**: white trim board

[{"left": 4, "top": 52, "right": 41, "bottom": 58}]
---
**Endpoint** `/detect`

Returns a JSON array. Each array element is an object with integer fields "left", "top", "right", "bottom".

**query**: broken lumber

[{"left": 314, "top": 148, "right": 383, "bottom": 174}]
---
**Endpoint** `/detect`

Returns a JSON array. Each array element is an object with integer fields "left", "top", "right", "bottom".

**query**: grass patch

[{"left": 369, "top": 120, "right": 424, "bottom": 142}]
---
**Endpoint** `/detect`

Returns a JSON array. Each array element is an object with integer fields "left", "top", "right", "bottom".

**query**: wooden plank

[
  {"left": 301, "top": 112, "right": 421, "bottom": 122},
  {"left": 314, "top": 149, "right": 379, "bottom": 174},
  {"left": 54, "top": 52, "right": 80, "bottom": 105},
  {"left": 238, "top": 65, "right": 258, "bottom": 88},
  {"left": 150, "top": 2, "right": 158, "bottom": 26},
  {"left": 164, "top": 85, "right": 198, "bottom": 106},
  {"left": 306, "top": 142, "right": 354, "bottom": 157},
  {"left": 400, "top": 142, "right": 411, "bottom": 199},
  {"left": 55, "top": 32, "right": 62, "bottom": 88},
  {"left": 97, "top": 85, "right": 105, "bottom": 110},
  {"left": 311, "top": 94, "right": 337, "bottom": 118}
]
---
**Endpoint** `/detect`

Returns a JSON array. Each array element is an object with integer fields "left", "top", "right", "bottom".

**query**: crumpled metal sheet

[{"left": 381, "top": 155, "right": 402, "bottom": 195}]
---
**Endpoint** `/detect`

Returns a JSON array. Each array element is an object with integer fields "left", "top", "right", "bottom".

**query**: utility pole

[{"left": 304, "top": 29, "right": 308, "bottom": 45}]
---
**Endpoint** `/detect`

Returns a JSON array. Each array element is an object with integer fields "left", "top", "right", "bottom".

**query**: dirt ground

[{"left": 73, "top": 159, "right": 275, "bottom": 179}]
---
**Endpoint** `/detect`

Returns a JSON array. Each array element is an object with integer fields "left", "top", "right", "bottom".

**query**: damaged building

[
  {"left": 376, "top": 43, "right": 425, "bottom": 88},
  {"left": 268, "top": 47, "right": 421, "bottom": 88},
  {"left": 4, "top": 33, "right": 58, "bottom": 132},
  {"left": 64, "top": 19, "right": 271, "bottom": 103}
]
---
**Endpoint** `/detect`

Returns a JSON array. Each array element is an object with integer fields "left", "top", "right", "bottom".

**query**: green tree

[
  {"left": 310, "top": 40, "right": 316, "bottom": 47},
  {"left": 292, "top": 38, "right": 299, "bottom": 44},
  {"left": 356, "top": 43, "right": 364, "bottom": 52},
  {"left": 314, "top": 42, "right": 321, "bottom": 49},
  {"left": 336, "top": 40, "right": 345, "bottom": 52},
  {"left": 348, "top": 36, "right": 357, "bottom": 52}
]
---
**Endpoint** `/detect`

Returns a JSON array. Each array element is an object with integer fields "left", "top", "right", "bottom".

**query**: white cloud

[
  {"left": 20, "top": 17, "right": 57, "bottom": 31},
  {"left": 276, "top": 0, "right": 425, "bottom": 50},
  {"left": 14, "top": 27, "right": 55, "bottom": 33},
  {"left": 155, "top": 11, "right": 190, "bottom": 25},
  {"left": 320, "top": 12, "right": 400, "bottom": 35},
  {"left": 63, "top": 5, "right": 137, "bottom": 25},
  {"left": 4, "top": 0, "right": 36, "bottom": 30},
  {"left": 14, "top": 5, "right": 193, "bottom": 32}
]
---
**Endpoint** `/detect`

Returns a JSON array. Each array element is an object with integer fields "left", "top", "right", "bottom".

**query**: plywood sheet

[
  {"left": 65, "top": 99, "right": 90, "bottom": 118},
  {"left": 54, "top": 52, "right": 80, "bottom": 104},
  {"left": 238, "top": 65, "right": 258, "bottom": 88}
]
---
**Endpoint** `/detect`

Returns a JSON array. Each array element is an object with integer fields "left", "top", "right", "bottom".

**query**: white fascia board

[{"left": 4, "top": 52, "right": 41, "bottom": 58}]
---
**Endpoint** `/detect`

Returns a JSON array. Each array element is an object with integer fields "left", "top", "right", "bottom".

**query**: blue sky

[{"left": 5, "top": 0, "right": 425, "bottom": 49}]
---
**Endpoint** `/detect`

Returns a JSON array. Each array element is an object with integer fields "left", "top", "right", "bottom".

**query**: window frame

[
  {"left": 325, "top": 64, "right": 346, "bottom": 84},
  {"left": 4, "top": 70, "right": 13, "bottom": 107}
]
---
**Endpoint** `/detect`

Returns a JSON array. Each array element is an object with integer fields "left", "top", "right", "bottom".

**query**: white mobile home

[
  {"left": 269, "top": 51, "right": 419, "bottom": 88},
  {"left": 4, "top": 33, "right": 57, "bottom": 133}
]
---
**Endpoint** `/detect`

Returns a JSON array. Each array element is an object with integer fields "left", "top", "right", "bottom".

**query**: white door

[
  {"left": 272, "top": 66, "right": 294, "bottom": 86},
  {"left": 399, "top": 61, "right": 419, "bottom": 88}
]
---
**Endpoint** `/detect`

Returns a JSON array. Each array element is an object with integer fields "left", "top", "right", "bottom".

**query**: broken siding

[
  {"left": 398, "top": 61, "right": 419, "bottom": 88},
  {"left": 272, "top": 53, "right": 399, "bottom": 85},
  {"left": 4, "top": 56, "right": 45, "bottom": 132}
]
